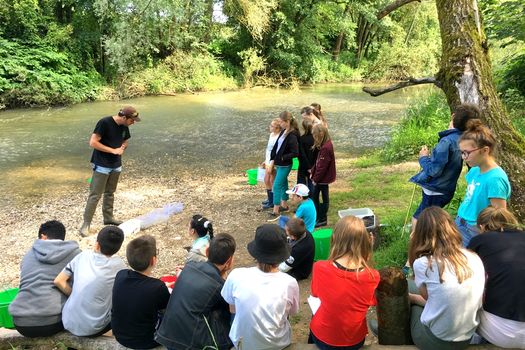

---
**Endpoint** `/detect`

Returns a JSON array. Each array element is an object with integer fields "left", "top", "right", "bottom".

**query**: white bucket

[{"left": 338, "top": 207, "right": 376, "bottom": 228}]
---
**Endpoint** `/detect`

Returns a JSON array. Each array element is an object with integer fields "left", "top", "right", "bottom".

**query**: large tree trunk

[{"left": 435, "top": 0, "right": 525, "bottom": 221}]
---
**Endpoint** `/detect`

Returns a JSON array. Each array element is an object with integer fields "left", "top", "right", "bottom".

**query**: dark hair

[
  {"left": 286, "top": 218, "right": 306, "bottom": 238},
  {"left": 459, "top": 119, "right": 498, "bottom": 156},
  {"left": 301, "top": 106, "right": 315, "bottom": 116},
  {"left": 258, "top": 263, "right": 279, "bottom": 272},
  {"left": 311, "top": 102, "right": 322, "bottom": 113},
  {"left": 302, "top": 118, "right": 313, "bottom": 135},
  {"left": 279, "top": 111, "right": 300, "bottom": 134},
  {"left": 38, "top": 220, "right": 66, "bottom": 240},
  {"left": 477, "top": 206, "right": 521, "bottom": 232},
  {"left": 453, "top": 104, "right": 481, "bottom": 131},
  {"left": 208, "top": 233, "right": 236, "bottom": 265},
  {"left": 126, "top": 235, "right": 156, "bottom": 272},
  {"left": 190, "top": 214, "right": 214, "bottom": 238},
  {"left": 97, "top": 226, "right": 124, "bottom": 256}
]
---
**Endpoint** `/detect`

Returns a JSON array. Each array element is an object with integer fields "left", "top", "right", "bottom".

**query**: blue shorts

[{"left": 413, "top": 191, "right": 454, "bottom": 219}]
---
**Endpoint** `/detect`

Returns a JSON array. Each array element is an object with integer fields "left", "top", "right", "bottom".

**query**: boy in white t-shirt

[
  {"left": 54, "top": 226, "right": 126, "bottom": 337},
  {"left": 221, "top": 224, "right": 300, "bottom": 350}
]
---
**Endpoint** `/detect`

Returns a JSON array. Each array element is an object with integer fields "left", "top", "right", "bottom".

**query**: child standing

[
  {"left": 261, "top": 118, "right": 282, "bottom": 209},
  {"left": 455, "top": 119, "right": 511, "bottom": 246},
  {"left": 309, "top": 216, "right": 379, "bottom": 350},
  {"left": 409, "top": 207, "right": 485, "bottom": 349},
  {"left": 111, "top": 235, "right": 170, "bottom": 349},
  {"left": 54, "top": 226, "right": 126, "bottom": 337},
  {"left": 311, "top": 124, "right": 336, "bottom": 227},
  {"left": 186, "top": 214, "right": 214, "bottom": 263},
  {"left": 221, "top": 224, "right": 299, "bottom": 350},
  {"left": 298, "top": 118, "right": 317, "bottom": 195},
  {"left": 269, "top": 111, "right": 300, "bottom": 219}
]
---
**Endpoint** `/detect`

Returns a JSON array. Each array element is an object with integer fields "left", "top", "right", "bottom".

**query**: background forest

[{"left": 0, "top": 0, "right": 523, "bottom": 121}]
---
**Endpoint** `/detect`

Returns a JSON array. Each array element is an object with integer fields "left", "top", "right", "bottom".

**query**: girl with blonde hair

[
  {"left": 309, "top": 216, "right": 379, "bottom": 350},
  {"left": 468, "top": 207, "right": 525, "bottom": 349},
  {"left": 408, "top": 207, "right": 485, "bottom": 350},
  {"left": 260, "top": 118, "right": 282, "bottom": 209},
  {"left": 455, "top": 119, "right": 511, "bottom": 246}
]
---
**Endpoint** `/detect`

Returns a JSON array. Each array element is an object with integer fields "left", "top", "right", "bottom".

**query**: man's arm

[
  {"left": 89, "top": 133, "right": 124, "bottom": 155},
  {"left": 54, "top": 272, "right": 72, "bottom": 296}
]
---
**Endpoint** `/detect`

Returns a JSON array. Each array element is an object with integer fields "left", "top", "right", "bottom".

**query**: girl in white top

[
  {"left": 261, "top": 118, "right": 282, "bottom": 209},
  {"left": 408, "top": 207, "right": 485, "bottom": 350}
]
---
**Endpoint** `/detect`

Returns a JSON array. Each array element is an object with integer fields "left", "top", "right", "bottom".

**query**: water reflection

[{"left": 0, "top": 84, "right": 433, "bottom": 200}]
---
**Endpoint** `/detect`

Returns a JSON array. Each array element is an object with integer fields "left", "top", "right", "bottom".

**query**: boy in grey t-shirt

[{"left": 54, "top": 226, "right": 126, "bottom": 337}]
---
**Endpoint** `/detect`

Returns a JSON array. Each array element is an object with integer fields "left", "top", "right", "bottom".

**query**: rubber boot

[
  {"left": 103, "top": 171, "right": 123, "bottom": 225},
  {"left": 80, "top": 171, "right": 109, "bottom": 236},
  {"left": 262, "top": 190, "right": 274, "bottom": 209}
]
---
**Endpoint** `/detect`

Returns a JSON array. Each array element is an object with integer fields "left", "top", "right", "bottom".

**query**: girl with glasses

[{"left": 455, "top": 119, "right": 511, "bottom": 246}]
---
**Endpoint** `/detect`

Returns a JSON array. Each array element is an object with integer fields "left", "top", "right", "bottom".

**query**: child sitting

[
  {"left": 278, "top": 217, "right": 315, "bottom": 280},
  {"left": 156, "top": 233, "right": 236, "bottom": 350},
  {"left": 54, "top": 226, "right": 126, "bottom": 337},
  {"left": 186, "top": 214, "right": 214, "bottom": 263},
  {"left": 9, "top": 220, "right": 80, "bottom": 337},
  {"left": 468, "top": 207, "right": 525, "bottom": 349},
  {"left": 221, "top": 224, "right": 299, "bottom": 350},
  {"left": 281, "top": 183, "right": 316, "bottom": 233},
  {"left": 111, "top": 235, "right": 170, "bottom": 349}
]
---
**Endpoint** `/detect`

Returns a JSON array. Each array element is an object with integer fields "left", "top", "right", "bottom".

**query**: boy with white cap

[{"left": 281, "top": 183, "right": 317, "bottom": 233}]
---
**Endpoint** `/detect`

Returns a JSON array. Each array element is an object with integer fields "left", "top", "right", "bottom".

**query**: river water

[{"left": 0, "top": 83, "right": 428, "bottom": 203}]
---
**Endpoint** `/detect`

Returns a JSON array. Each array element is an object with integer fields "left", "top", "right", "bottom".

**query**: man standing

[{"left": 79, "top": 106, "right": 140, "bottom": 236}]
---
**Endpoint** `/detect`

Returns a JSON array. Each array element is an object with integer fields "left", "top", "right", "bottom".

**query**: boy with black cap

[
  {"left": 221, "top": 224, "right": 299, "bottom": 350},
  {"left": 79, "top": 106, "right": 141, "bottom": 236}
]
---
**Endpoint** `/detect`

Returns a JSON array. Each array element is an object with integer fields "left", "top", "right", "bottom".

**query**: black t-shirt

[
  {"left": 90, "top": 116, "right": 131, "bottom": 168},
  {"left": 111, "top": 269, "right": 170, "bottom": 349},
  {"left": 468, "top": 230, "right": 525, "bottom": 322},
  {"left": 284, "top": 231, "right": 315, "bottom": 280}
]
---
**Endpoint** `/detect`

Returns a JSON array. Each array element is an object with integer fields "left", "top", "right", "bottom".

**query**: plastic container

[
  {"left": 338, "top": 207, "right": 376, "bottom": 228},
  {"left": 119, "top": 218, "right": 142, "bottom": 236},
  {"left": 312, "top": 228, "right": 332, "bottom": 261},
  {"left": 292, "top": 157, "right": 299, "bottom": 170},
  {"left": 0, "top": 288, "right": 19, "bottom": 329},
  {"left": 137, "top": 202, "right": 184, "bottom": 229},
  {"left": 246, "top": 168, "right": 258, "bottom": 185},
  {"left": 257, "top": 168, "right": 265, "bottom": 182}
]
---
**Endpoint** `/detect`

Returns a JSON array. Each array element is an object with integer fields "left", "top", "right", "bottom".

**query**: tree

[{"left": 363, "top": 0, "right": 525, "bottom": 221}]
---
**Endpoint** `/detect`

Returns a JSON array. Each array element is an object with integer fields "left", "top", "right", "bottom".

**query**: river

[{"left": 0, "top": 83, "right": 429, "bottom": 205}]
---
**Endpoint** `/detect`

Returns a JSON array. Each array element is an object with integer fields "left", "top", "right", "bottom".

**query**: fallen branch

[{"left": 362, "top": 77, "right": 440, "bottom": 97}]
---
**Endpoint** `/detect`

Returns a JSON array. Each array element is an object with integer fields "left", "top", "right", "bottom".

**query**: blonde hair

[
  {"left": 409, "top": 207, "right": 472, "bottom": 283},
  {"left": 459, "top": 119, "right": 498, "bottom": 156},
  {"left": 312, "top": 123, "right": 330, "bottom": 149},
  {"left": 477, "top": 206, "right": 520, "bottom": 232},
  {"left": 328, "top": 216, "right": 372, "bottom": 271}
]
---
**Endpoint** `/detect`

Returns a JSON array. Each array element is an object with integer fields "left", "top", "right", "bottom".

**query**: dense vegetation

[{"left": 1, "top": 0, "right": 442, "bottom": 108}]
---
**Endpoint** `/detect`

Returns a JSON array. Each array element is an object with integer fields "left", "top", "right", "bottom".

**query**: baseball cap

[
  {"left": 286, "top": 183, "right": 310, "bottom": 197},
  {"left": 119, "top": 106, "right": 141, "bottom": 121}
]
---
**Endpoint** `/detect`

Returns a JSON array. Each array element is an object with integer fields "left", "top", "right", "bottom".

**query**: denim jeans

[
  {"left": 92, "top": 163, "right": 122, "bottom": 175},
  {"left": 455, "top": 216, "right": 479, "bottom": 247},
  {"left": 273, "top": 165, "right": 292, "bottom": 206}
]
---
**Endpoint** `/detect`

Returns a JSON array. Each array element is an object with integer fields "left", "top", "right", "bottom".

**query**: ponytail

[
  {"left": 190, "top": 214, "right": 214, "bottom": 238},
  {"left": 459, "top": 119, "right": 498, "bottom": 155}
]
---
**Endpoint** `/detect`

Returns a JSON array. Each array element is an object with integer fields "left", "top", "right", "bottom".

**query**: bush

[
  {"left": 0, "top": 39, "right": 102, "bottom": 108},
  {"left": 118, "top": 51, "right": 239, "bottom": 98},
  {"left": 381, "top": 91, "right": 450, "bottom": 162}
]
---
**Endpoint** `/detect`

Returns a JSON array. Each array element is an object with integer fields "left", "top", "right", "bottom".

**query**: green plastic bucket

[
  {"left": 0, "top": 288, "right": 19, "bottom": 329},
  {"left": 312, "top": 228, "right": 332, "bottom": 261},
  {"left": 292, "top": 157, "right": 299, "bottom": 170},
  {"left": 246, "top": 168, "right": 258, "bottom": 185}
]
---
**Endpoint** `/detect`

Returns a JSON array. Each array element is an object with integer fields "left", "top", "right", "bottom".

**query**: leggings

[
  {"left": 15, "top": 321, "right": 64, "bottom": 338},
  {"left": 273, "top": 165, "right": 292, "bottom": 206}
]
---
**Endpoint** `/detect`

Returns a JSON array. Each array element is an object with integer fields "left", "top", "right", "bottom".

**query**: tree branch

[
  {"left": 362, "top": 77, "right": 440, "bottom": 97},
  {"left": 377, "top": 0, "right": 421, "bottom": 20}
]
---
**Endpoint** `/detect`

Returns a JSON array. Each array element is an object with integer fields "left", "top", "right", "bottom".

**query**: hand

[
  {"left": 419, "top": 145, "right": 429, "bottom": 157},
  {"left": 113, "top": 146, "right": 125, "bottom": 155},
  {"left": 174, "top": 265, "right": 184, "bottom": 277},
  {"left": 409, "top": 293, "right": 426, "bottom": 306}
]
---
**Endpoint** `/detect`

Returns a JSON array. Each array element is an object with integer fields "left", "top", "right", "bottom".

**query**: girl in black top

[{"left": 269, "top": 111, "right": 299, "bottom": 218}]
